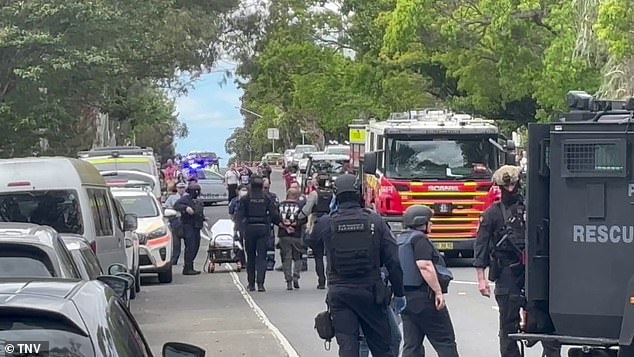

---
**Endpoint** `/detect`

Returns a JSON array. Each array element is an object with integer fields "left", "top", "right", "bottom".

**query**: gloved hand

[{"left": 393, "top": 296, "right": 407, "bottom": 314}]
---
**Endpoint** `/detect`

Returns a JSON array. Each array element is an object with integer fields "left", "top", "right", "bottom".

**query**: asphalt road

[{"left": 133, "top": 170, "right": 566, "bottom": 357}]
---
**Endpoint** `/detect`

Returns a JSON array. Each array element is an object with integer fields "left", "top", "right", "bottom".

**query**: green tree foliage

[
  {"left": 225, "top": 0, "right": 634, "bottom": 160},
  {"left": 0, "top": 0, "right": 238, "bottom": 158}
]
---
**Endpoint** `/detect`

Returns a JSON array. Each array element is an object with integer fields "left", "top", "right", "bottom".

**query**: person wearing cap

[
  {"left": 474, "top": 165, "right": 561, "bottom": 357},
  {"left": 174, "top": 182, "right": 206, "bottom": 275},
  {"left": 309, "top": 174, "right": 406, "bottom": 357},
  {"left": 397, "top": 205, "right": 458, "bottom": 357},
  {"left": 165, "top": 182, "right": 188, "bottom": 265}
]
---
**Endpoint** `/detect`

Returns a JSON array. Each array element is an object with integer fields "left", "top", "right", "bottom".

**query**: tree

[{"left": 0, "top": 0, "right": 240, "bottom": 157}]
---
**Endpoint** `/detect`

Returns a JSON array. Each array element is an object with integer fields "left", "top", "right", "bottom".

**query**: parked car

[
  {"left": 0, "top": 223, "right": 82, "bottom": 279},
  {"left": 323, "top": 144, "right": 350, "bottom": 157},
  {"left": 292, "top": 144, "right": 318, "bottom": 165},
  {"left": 111, "top": 188, "right": 173, "bottom": 283},
  {"left": 59, "top": 234, "right": 104, "bottom": 280},
  {"left": 301, "top": 153, "right": 350, "bottom": 190},
  {"left": 0, "top": 156, "right": 138, "bottom": 270},
  {"left": 0, "top": 279, "right": 206, "bottom": 356},
  {"left": 101, "top": 170, "right": 162, "bottom": 200},
  {"left": 196, "top": 169, "right": 228, "bottom": 205},
  {"left": 261, "top": 152, "right": 283, "bottom": 165}
]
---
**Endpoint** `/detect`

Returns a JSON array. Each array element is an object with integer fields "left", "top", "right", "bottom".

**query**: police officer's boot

[
  {"left": 257, "top": 283, "right": 266, "bottom": 292},
  {"left": 286, "top": 281, "right": 293, "bottom": 290},
  {"left": 182, "top": 264, "right": 200, "bottom": 275},
  {"left": 293, "top": 280, "right": 299, "bottom": 289}
]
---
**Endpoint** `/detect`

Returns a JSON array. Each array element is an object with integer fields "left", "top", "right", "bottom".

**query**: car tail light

[
  {"left": 7, "top": 181, "right": 31, "bottom": 187},
  {"left": 90, "top": 240, "right": 97, "bottom": 253}
]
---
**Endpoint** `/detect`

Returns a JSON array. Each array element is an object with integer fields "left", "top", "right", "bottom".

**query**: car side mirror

[
  {"left": 115, "top": 272, "right": 135, "bottom": 293},
  {"left": 363, "top": 152, "right": 378, "bottom": 174},
  {"left": 163, "top": 342, "right": 206, "bottom": 357},
  {"left": 123, "top": 213, "right": 138, "bottom": 231},
  {"left": 108, "top": 263, "right": 128, "bottom": 275},
  {"left": 97, "top": 275, "right": 129, "bottom": 300},
  {"left": 164, "top": 208, "right": 178, "bottom": 218}
]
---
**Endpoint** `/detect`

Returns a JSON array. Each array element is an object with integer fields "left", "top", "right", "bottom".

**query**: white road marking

[{"left": 226, "top": 264, "right": 300, "bottom": 357}]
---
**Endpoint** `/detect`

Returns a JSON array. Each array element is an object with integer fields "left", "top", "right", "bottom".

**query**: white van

[{"left": 0, "top": 157, "right": 136, "bottom": 270}]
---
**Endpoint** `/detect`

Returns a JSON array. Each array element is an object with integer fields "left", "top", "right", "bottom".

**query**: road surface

[{"left": 132, "top": 169, "right": 566, "bottom": 356}]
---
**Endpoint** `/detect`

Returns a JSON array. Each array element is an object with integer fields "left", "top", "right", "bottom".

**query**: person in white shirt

[{"left": 225, "top": 163, "right": 240, "bottom": 201}]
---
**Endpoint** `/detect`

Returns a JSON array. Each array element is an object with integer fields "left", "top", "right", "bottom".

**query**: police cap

[
  {"left": 492, "top": 165, "right": 521, "bottom": 186},
  {"left": 403, "top": 205, "right": 434, "bottom": 228},
  {"left": 333, "top": 174, "right": 359, "bottom": 195}
]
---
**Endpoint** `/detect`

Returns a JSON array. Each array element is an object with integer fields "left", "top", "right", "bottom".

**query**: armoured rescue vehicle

[
  {"left": 511, "top": 90, "right": 634, "bottom": 356},
  {"left": 359, "top": 109, "right": 516, "bottom": 257}
]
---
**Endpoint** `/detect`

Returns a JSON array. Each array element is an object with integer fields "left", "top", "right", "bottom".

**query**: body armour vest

[
  {"left": 495, "top": 202, "right": 526, "bottom": 254},
  {"left": 246, "top": 193, "right": 268, "bottom": 225},
  {"left": 397, "top": 230, "right": 425, "bottom": 287},
  {"left": 328, "top": 212, "right": 380, "bottom": 280},
  {"left": 313, "top": 189, "right": 333, "bottom": 217}
]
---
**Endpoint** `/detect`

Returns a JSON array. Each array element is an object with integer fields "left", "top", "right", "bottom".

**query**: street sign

[
  {"left": 267, "top": 128, "right": 279, "bottom": 140},
  {"left": 349, "top": 128, "right": 366, "bottom": 144}
]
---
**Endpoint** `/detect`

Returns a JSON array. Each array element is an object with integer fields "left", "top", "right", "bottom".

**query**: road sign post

[{"left": 267, "top": 128, "right": 279, "bottom": 153}]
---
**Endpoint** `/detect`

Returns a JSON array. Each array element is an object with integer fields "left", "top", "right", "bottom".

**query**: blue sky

[{"left": 172, "top": 64, "right": 243, "bottom": 163}]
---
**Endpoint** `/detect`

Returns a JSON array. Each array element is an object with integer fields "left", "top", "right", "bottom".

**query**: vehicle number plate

[{"left": 435, "top": 242, "right": 454, "bottom": 250}]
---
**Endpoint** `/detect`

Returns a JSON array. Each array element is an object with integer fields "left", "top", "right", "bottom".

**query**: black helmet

[
  {"left": 403, "top": 205, "right": 434, "bottom": 229},
  {"left": 333, "top": 174, "right": 359, "bottom": 195}
]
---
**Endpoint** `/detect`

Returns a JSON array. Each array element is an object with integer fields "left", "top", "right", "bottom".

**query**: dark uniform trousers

[
  {"left": 244, "top": 224, "right": 269, "bottom": 285},
  {"left": 402, "top": 288, "right": 459, "bottom": 357},
  {"left": 183, "top": 224, "right": 201, "bottom": 267},
  {"left": 328, "top": 285, "right": 394, "bottom": 357},
  {"left": 495, "top": 267, "right": 561, "bottom": 357},
  {"left": 311, "top": 241, "right": 326, "bottom": 286}
]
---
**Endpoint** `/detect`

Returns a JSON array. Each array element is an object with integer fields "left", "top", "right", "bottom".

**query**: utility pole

[{"left": 300, "top": 129, "right": 306, "bottom": 145}]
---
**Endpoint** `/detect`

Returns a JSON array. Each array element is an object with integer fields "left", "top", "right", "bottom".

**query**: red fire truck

[{"left": 356, "top": 109, "right": 517, "bottom": 258}]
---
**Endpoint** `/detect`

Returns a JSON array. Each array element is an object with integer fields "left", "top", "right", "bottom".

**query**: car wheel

[{"left": 158, "top": 263, "right": 173, "bottom": 283}]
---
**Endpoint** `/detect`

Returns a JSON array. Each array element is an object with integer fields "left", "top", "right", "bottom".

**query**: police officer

[
  {"left": 310, "top": 174, "right": 406, "bottom": 357},
  {"left": 474, "top": 165, "right": 561, "bottom": 357},
  {"left": 237, "top": 175, "right": 284, "bottom": 292},
  {"left": 165, "top": 181, "right": 187, "bottom": 265},
  {"left": 298, "top": 173, "right": 333, "bottom": 289},
  {"left": 398, "top": 205, "right": 459, "bottom": 357},
  {"left": 173, "top": 183, "right": 205, "bottom": 275}
]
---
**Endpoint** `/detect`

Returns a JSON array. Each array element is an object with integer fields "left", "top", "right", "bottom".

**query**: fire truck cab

[{"left": 360, "top": 109, "right": 516, "bottom": 257}]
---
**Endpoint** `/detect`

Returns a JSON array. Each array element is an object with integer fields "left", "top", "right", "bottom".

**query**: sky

[{"left": 172, "top": 62, "right": 243, "bottom": 163}]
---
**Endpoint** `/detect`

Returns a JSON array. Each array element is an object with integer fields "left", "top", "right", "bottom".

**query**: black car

[{"left": 0, "top": 279, "right": 205, "bottom": 356}]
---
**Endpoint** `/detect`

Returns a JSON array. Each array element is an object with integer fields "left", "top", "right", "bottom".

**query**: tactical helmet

[
  {"left": 492, "top": 165, "right": 521, "bottom": 186},
  {"left": 403, "top": 205, "right": 434, "bottom": 228},
  {"left": 333, "top": 174, "right": 359, "bottom": 195}
]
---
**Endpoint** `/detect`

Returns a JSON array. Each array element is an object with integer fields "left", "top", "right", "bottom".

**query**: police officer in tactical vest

[
  {"left": 398, "top": 205, "right": 459, "bottom": 357},
  {"left": 298, "top": 173, "right": 333, "bottom": 289},
  {"left": 310, "top": 174, "right": 406, "bottom": 357},
  {"left": 237, "top": 175, "right": 284, "bottom": 292},
  {"left": 474, "top": 165, "right": 561, "bottom": 357}
]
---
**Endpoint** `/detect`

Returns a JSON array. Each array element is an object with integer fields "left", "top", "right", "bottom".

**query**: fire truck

[{"left": 356, "top": 109, "right": 517, "bottom": 257}]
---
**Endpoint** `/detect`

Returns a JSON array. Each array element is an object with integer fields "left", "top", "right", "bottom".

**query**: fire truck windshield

[{"left": 386, "top": 137, "right": 495, "bottom": 179}]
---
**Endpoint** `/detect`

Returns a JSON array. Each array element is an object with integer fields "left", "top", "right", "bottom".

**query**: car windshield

[
  {"left": 311, "top": 160, "right": 348, "bottom": 175},
  {"left": 0, "top": 190, "right": 83, "bottom": 234},
  {"left": 326, "top": 147, "right": 349, "bottom": 156},
  {"left": 295, "top": 146, "right": 317, "bottom": 154},
  {"left": 0, "top": 316, "right": 95, "bottom": 356},
  {"left": 386, "top": 137, "right": 495, "bottom": 179},
  {"left": 115, "top": 195, "right": 158, "bottom": 218}
]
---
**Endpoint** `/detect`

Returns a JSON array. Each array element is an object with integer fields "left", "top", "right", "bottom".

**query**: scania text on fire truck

[{"left": 357, "top": 109, "right": 516, "bottom": 258}]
